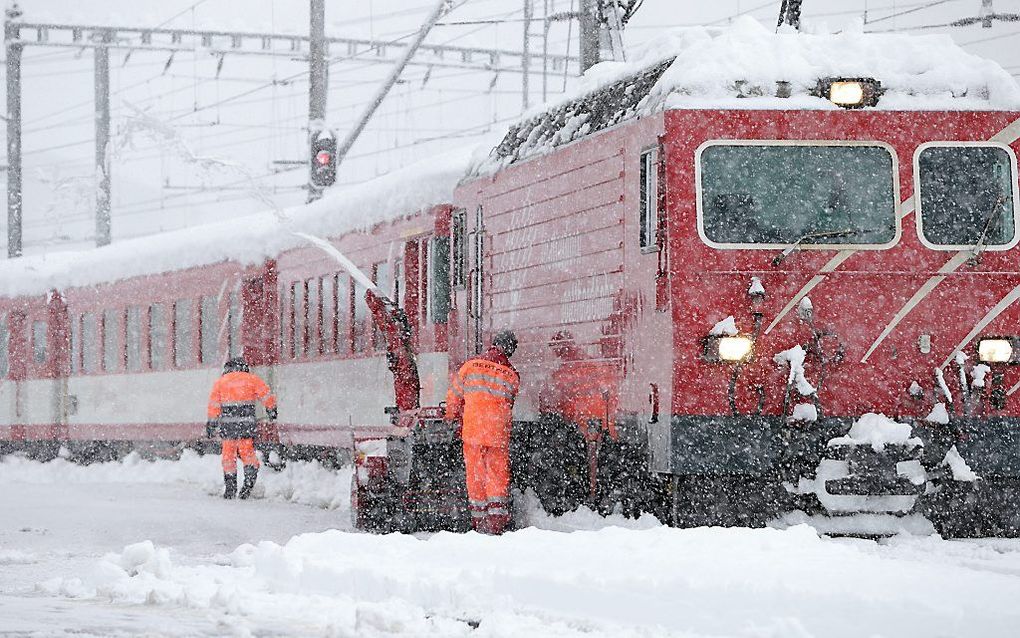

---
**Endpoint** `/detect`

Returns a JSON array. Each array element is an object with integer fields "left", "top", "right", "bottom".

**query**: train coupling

[{"left": 823, "top": 443, "right": 926, "bottom": 496}]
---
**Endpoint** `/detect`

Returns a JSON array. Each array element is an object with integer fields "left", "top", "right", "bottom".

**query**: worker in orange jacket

[
  {"left": 446, "top": 330, "right": 520, "bottom": 534},
  {"left": 541, "top": 330, "right": 619, "bottom": 441},
  {"left": 207, "top": 357, "right": 277, "bottom": 499},
  {"left": 540, "top": 330, "right": 620, "bottom": 500}
]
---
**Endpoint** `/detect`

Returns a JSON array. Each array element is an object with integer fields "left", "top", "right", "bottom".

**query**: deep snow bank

[{"left": 41, "top": 525, "right": 1020, "bottom": 638}]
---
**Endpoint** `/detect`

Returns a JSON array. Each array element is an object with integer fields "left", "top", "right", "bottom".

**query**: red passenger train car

[{"left": 3, "top": 22, "right": 1020, "bottom": 535}]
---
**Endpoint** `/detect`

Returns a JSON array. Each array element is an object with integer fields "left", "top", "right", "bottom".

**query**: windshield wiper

[
  {"left": 772, "top": 229, "right": 859, "bottom": 267},
  {"left": 968, "top": 194, "right": 1007, "bottom": 265}
]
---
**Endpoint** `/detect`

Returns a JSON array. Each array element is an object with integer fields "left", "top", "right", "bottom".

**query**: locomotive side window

[
  {"left": 451, "top": 209, "right": 467, "bottom": 289},
  {"left": 174, "top": 299, "right": 194, "bottom": 368},
  {"left": 150, "top": 304, "right": 167, "bottom": 370},
  {"left": 82, "top": 313, "right": 100, "bottom": 373},
  {"left": 31, "top": 321, "right": 46, "bottom": 365},
  {"left": 126, "top": 307, "right": 142, "bottom": 372},
  {"left": 697, "top": 142, "right": 898, "bottom": 248},
  {"left": 639, "top": 148, "right": 658, "bottom": 249},
  {"left": 429, "top": 236, "right": 451, "bottom": 324},
  {"left": 915, "top": 144, "right": 1019, "bottom": 250},
  {"left": 200, "top": 296, "right": 219, "bottom": 365},
  {"left": 102, "top": 309, "right": 121, "bottom": 372}
]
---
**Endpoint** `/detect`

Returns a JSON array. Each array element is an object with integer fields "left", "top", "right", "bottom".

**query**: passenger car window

[
  {"left": 103, "top": 309, "right": 121, "bottom": 372},
  {"left": 174, "top": 299, "right": 194, "bottom": 368},
  {"left": 69, "top": 315, "right": 80, "bottom": 374},
  {"left": 32, "top": 320, "right": 47, "bottom": 365},
  {"left": 429, "top": 236, "right": 451, "bottom": 324},
  {"left": 200, "top": 295, "right": 219, "bottom": 365},
  {"left": 698, "top": 142, "right": 897, "bottom": 247},
  {"left": 150, "top": 304, "right": 167, "bottom": 370},
  {"left": 126, "top": 307, "right": 142, "bottom": 372},
  {"left": 321, "top": 276, "right": 335, "bottom": 354},
  {"left": 83, "top": 313, "right": 100, "bottom": 373},
  {"left": 229, "top": 291, "right": 242, "bottom": 358},
  {"left": 916, "top": 144, "right": 1018, "bottom": 249}
]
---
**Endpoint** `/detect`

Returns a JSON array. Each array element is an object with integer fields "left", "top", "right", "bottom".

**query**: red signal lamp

[{"left": 315, "top": 150, "right": 333, "bottom": 166}]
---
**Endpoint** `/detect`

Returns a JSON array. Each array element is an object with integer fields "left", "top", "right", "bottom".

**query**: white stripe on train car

[
  {"left": 763, "top": 251, "right": 854, "bottom": 334},
  {"left": 942, "top": 283, "right": 1020, "bottom": 371},
  {"left": 860, "top": 251, "right": 970, "bottom": 363},
  {"left": 765, "top": 115, "right": 1020, "bottom": 340}
]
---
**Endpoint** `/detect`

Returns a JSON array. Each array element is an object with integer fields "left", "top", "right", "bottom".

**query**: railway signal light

[{"left": 310, "top": 132, "right": 337, "bottom": 188}]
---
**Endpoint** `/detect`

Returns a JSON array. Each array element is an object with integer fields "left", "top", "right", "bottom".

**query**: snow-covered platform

[{"left": 3, "top": 453, "right": 1020, "bottom": 637}]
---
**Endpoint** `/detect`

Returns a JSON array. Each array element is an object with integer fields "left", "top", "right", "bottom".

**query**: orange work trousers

[
  {"left": 463, "top": 442, "right": 510, "bottom": 533},
  {"left": 221, "top": 438, "right": 260, "bottom": 474}
]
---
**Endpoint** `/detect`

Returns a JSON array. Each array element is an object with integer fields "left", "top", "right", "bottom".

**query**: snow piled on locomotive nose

[{"left": 827, "top": 413, "right": 923, "bottom": 452}]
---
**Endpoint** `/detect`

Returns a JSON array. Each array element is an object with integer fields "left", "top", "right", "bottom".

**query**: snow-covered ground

[{"left": 3, "top": 452, "right": 1020, "bottom": 637}]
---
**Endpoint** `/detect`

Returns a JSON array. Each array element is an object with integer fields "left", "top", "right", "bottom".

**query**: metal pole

[
  {"left": 522, "top": 0, "right": 531, "bottom": 111},
  {"left": 579, "top": 0, "right": 600, "bottom": 73},
  {"left": 5, "top": 7, "right": 22, "bottom": 258},
  {"left": 334, "top": 0, "right": 449, "bottom": 172},
  {"left": 94, "top": 30, "right": 111, "bottom": 247},
  {"left": 307, "top": 0, "right": 327, "bottom": 203},
  {"left": 542, "top": 0, "right": 549, "bottom": 103}
]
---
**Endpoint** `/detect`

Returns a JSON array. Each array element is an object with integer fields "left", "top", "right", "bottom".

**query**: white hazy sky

[{"left": 4, "top": 0, "right": 1019, "bottom": 255}]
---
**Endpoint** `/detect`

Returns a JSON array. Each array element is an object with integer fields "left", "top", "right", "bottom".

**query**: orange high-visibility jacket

[
  {"left": 208, "top": 371, "right": 277, "bottom": 439},
  {"left": 207, "top": 371, "right": 277, "bottom": 418},
  {"left": 548, "top": 358, "right": 619, "bottom": 440},
  {"left": 446, "top": 348, "right": 520, "bottom": 448}
]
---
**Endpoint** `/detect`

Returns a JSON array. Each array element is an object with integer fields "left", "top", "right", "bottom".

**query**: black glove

[
  {"left": 266, "top": 406, "right": 278, "bottom": 421},
  {"left": 205, "top": 420, "right": 217, "bottom": 439}
]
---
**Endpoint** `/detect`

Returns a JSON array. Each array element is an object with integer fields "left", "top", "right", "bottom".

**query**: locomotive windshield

[
  {"left": 916, "top": 144, "right": 1018, "bottom": 249},
  {"left": 698, "top": 142, "right": 897, "bottom": 247}
]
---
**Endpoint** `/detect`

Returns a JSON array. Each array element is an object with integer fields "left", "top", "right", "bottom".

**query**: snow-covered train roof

[
  {"left": 478, "top": 17, "right": 1020, "bottom": 173},
  {"left": 0, "top": 146, "right": 476, "bottom": 298}
]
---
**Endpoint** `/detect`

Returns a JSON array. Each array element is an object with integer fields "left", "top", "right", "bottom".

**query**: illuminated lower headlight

[
  {"left": 718, "top": 336, "right": 753, "bottom": 361},
  {"left": 702, "top": 335, "right": 754, "bottom": 364},
  {"left": 979, "top": 339, "right": 1014, "bottom": 363}
]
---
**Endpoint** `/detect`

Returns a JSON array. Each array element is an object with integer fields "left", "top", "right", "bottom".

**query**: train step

[{"left": 778, "top": 510, "right": 935, "bottom": 539}]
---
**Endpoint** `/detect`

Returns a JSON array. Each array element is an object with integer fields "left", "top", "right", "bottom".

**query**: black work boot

[
  {"left": 238, "top": 466, "right": 259, "bottom": 500},
  {"left": 223, "top": 473, "right": 237, "bottom": 499}
]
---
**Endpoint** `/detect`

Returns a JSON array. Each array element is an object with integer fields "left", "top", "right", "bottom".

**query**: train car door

[{"left": 622, "top": 137, "right": 674, "bottom": 471}]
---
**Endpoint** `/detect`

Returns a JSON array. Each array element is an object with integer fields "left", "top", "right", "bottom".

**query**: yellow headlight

[
  {"left": 829, "top": 81, "right": 865, "bottom": 106},
  {"left": 978, "top": 339, "right": 1013, "bottom": 363},
  {"left": 718, "top": 336, "right": 753, "bottom": 362}
]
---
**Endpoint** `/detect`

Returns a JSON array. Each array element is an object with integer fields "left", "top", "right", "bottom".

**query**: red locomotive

[{"left": 3, "top": 23, "right": 1020, "bottom": 536}]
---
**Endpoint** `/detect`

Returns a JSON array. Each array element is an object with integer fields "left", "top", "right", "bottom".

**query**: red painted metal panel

[{"left": 663, "top": 109, "right": 1020, "bottom": 419}]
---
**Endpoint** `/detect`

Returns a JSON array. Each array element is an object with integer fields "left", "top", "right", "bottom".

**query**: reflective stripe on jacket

[
  {"left": 208, "top": 371, "right": 277, "bottom": 439},
  {"left": 446, "top": 347, "right": 520, "bottom": 448}
]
